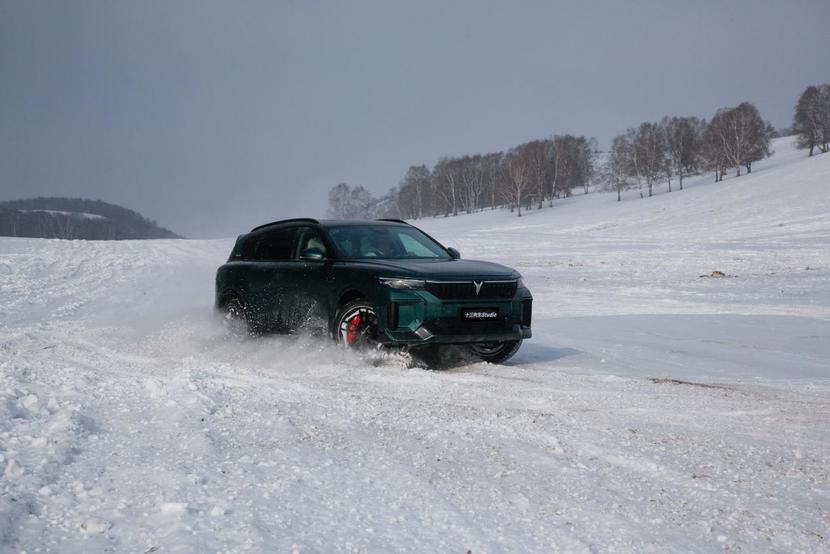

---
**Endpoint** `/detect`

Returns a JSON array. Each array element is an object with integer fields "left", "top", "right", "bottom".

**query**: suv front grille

[{"left": 425, "top": 280, "right": 517, "bottom": 300}]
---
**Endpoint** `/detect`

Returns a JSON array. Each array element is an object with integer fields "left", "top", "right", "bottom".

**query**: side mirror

[
  {"left": 447, "top": 247, "right": 461, "bottom": 259},
  {"left": 300, "top": 247, "right": 325, "bottom": 261}
]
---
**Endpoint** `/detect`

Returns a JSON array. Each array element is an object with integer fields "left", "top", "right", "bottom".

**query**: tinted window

[
  {"left": 229, "top": 235, "right": 246, "bottom": 260},
  {"left": 240, "top": 235, "right": 260, "bottom": 260},
  {"left": 252, "top": 227, "right": 296, "bottom": 260}
]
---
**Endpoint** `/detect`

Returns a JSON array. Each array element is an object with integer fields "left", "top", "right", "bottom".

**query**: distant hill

[{"left": 0, "top": 197, "right": 181, "bottom": 240}]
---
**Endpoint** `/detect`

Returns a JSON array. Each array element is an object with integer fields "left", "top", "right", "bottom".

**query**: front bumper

[{"left": 378, "top": 287, "right": 533, "bottom": 345}]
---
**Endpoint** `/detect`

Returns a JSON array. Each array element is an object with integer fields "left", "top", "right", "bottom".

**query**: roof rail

[
  {"left": 375, "top": 218, "right": 410, "bottom": 225},
  {"left": 250, "top": 218, "right": 320, "bottom": 232}
]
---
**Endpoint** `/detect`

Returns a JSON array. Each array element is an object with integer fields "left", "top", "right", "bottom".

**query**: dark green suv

[{"left": 215, "top": 218, "right": 532, "bottom": 363}]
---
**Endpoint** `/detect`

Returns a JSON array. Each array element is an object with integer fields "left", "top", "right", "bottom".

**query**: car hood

[{"left": 344, "top": 258, "right": 519, "bottom": 280}]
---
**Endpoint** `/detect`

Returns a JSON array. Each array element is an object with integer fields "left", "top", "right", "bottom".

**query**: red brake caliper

[{"left": 346, "top": 315, "right": 361, "bottom": 345}]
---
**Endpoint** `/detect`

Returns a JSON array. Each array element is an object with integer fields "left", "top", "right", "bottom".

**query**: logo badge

[{"left": 473, "top": 281, "right": 484, "bottom": 295}]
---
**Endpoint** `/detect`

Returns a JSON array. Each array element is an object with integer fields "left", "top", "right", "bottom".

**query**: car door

[
  {"left": 244, "top": 225, "right": 299, "bottom": 332},
  {"left": 281, "top": 226, "right": 336, "bottom": 333}
]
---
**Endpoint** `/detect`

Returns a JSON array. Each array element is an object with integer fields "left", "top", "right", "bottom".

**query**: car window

[
  {"left": 252, "top": 227, "right": 296, "bottom": 260},
  {"left": 239, "top": 235, "right": 260, "bottom": 260},
  {"left": 398, "top": 233, "right": 438, "bottom": 257},
  {"left": 294, "top": 227, "right": 327, "bottom": 259},
  {"left": 326, "top": 225, "right": 449, "bottom": 259}
]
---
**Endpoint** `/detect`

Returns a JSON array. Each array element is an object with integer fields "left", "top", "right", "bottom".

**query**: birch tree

[{"left": 504, "top": 148, "right": 530, "bottom": 216}]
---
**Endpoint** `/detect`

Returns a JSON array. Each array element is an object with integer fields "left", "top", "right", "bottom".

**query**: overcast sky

[{"left": 2, "top": 1, "right": 828, "bottom": 238}]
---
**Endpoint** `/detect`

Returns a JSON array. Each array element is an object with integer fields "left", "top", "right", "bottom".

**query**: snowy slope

[{"left": 1, "top": 137, "right": 829, "bottom": 552}]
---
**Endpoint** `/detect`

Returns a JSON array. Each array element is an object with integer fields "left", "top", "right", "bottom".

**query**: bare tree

[
  {"left": 605, "top": 134, "right": 632, "bottom": 201},
  {"left": 459, "top": 155, "right": 488, "bottom": 213},
  {"left": 664, "top": 116, "right": 705, "bottom": 190},
  {"left": 579, "top": 137, "right": 598, "bottom": 195},
  {"left": 705, "top": 102, "right": 770, "bottom": 177},
  {"left": 396, "top": 180, "right": 418, "bottom": 219},
  {"left": 738, "top": 102, "right": 772, "bottom": 174},
  {"left": 504, "top": 148, "right": 530, "bottom": 216},
  {"left": 796, "top": 84, "right": 830, "bottom": 155},
  {"left": 326, "top": 183, "right": 351, "bottom": 218},
  {"left": 519, "top": 139, "right": 554, "bottom": 209},
  {"left": 371, "top": 187, "right": 401, "bottom": 219},
  {"left": 795, "top": 85, "right": 822, "bottom": 156},
  {"left": 432, "top": 157, "right": 461, "bottom": 216},
  {"left": 482, "top": 152, "right": 504, "bottom": 210},
  {"left": 702, "top": 116, "right": 728, "bottom": 182},
  {"left": 399, "top": 165, "right": 431, "bottom": 218},
  {"left": 550, "top": 135, "right": 574, "bottom": 200},
  {"left": 326, "top": 183, "right": 374, "bottom": 219},
  {"left": 632, "top": 122, "right": 667, "bottom": 197}
]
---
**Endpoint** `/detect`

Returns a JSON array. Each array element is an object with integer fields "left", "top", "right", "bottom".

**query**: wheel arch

[
  {"left": 330, "top": 289, "right": 370, "bottom": 337},
  {"left": 216, "top": 288, "right": 244, "bottom": 310},
  {"left": 336, "top": 288, "right": 367, "bottom": 309}
]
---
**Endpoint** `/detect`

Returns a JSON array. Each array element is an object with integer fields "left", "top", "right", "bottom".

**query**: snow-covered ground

[{"left": 1, "top": 137, "right": 829, "bottom": 552}]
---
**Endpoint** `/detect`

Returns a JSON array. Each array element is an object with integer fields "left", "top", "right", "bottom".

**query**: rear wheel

[
  {"left": 470, "top": 340, "right": 522, "bottom": 364},
  {"left": 220, "top": 296, "right": 250, "bottom": 338},
  {"left": 334, "top": 300, "right": 380, "bottom": 351}
]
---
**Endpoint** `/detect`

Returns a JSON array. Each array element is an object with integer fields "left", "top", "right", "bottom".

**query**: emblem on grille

[{"left": 473, "top": 281, "right": 484, "bottom": 295}]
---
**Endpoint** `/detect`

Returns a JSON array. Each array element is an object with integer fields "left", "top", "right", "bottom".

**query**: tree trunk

[
  {"left": 617, "top": 187, "right": 621, "bottom": 202},
  {"left": 679, "top": 174, "right": 684, "bottom": 190}
]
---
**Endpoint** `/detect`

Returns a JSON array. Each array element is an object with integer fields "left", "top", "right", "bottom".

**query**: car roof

[
  {"left": 249, "top": 218, "right": 409, "bottom": 233},
  {"left": 318, "top": 219, "right": 410, "bottom": 228}
]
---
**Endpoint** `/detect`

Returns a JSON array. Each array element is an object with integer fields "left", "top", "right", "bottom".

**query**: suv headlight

[
  {"left": 517, "top": 277, "right": 526, "bottom": 289},
  {"left": 379, "top": 277, "right": 426, "bottom": 290}
]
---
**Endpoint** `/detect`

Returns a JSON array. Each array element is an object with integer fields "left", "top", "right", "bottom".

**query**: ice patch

[
  {"left": 158, "top": 502, "right": 189, "bottom": 517},
  {"left": 4, "top": 458, "right": 24, "bottom": 479},
  {"left": 80, "top": 517, "right": 111, "bottom": 534}
]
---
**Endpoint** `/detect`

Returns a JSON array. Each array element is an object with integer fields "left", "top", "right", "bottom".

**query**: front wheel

[
  {"left": 333, "top": 300, "right": 380, "bottom": 351},
  {"left": 470, "top": 340, "right": 522, "bottom": 364}
]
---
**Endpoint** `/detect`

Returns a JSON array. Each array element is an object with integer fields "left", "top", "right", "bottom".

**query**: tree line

[
  {"left": 328, "top": 83, "right": 829, "bottom": 217},
  {"left": 605, "top": 102, "right": 773, "bottom": 201},
  {"left": 794, "top": 83, "right": 830, "bottom": 156},
  {"left": 328, "top": 135, "right": 596, "bottom": 219}
]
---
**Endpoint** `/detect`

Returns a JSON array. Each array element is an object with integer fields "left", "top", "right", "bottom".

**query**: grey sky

[{"left": 2, "top": 1, "right": 828, "bottom": 238}]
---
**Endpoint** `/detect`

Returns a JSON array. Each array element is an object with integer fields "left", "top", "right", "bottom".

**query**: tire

[
  {"left": 220, "top": 296, "right": 250, "bottom": 338},
  {"left": 333, "top": 300, "right": 380, "bottom": 351},
  {"left": 469, "top": 340, "right": 522, "bottom": 364}
]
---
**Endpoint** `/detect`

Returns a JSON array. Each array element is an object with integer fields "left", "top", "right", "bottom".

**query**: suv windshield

[{"left": 325, "top": 225, "right": 450, "bottom": 260}]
